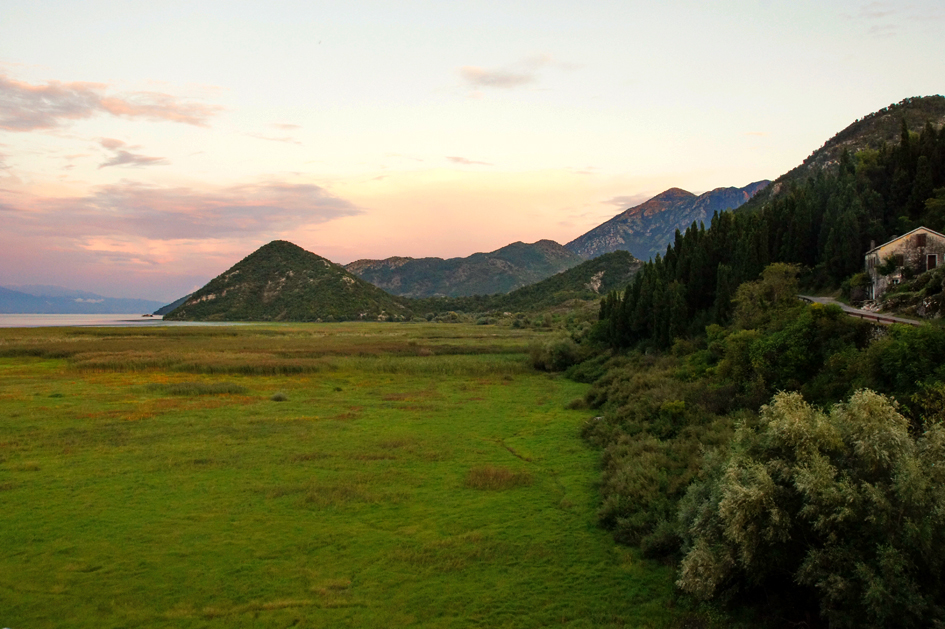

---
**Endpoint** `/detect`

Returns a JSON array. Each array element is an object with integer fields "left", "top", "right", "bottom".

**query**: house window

[
  {"left": 916, "top": 233, "right": 927, "bottom": 247},
  {"left": 929, "top": 254, "right": 938, "bottom": 271}
]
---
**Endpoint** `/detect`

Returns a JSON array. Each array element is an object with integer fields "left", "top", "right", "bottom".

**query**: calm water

[{"left": 0, "top": 314, "right": 244, "bottom": 328}]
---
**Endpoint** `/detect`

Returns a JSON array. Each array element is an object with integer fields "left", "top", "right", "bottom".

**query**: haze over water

[{"left": 0, "top": 314, "right": 243, "bottom": 328}]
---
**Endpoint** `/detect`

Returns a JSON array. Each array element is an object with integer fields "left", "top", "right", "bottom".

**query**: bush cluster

[{"left": 577, "top": 264, "right": 945, "bottom": 623}]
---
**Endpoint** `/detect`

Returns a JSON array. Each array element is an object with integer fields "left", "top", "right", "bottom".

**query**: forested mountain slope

[
  {"left": 417, "top": 250, "right": 643, "bottom": 313},
  {"left": 598, "top": 105, "right": 945, "bottom": 350},
  {"left": 741, "top": 95, "right": 945, "bottom": 212},
  {"left": 345, "top": 240, "right": 582, "bottom": 298}
]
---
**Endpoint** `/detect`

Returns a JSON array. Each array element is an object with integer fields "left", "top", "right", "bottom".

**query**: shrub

[
  {"left": 270, "top": 391, "right": 289, "bottom": 402},
  {"left": 677, "top": 390, "right": 945, "bottom": 628},
  {"left": 529, "top": 334, "right": 588, "bottom": 372}
]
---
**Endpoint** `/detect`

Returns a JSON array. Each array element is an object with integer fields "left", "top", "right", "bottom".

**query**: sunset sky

[{"left": 1, "top": 1, "right": 943, "bottom": 302}]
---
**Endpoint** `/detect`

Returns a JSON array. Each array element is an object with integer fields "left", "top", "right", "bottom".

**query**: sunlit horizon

[{"left": 2, "top": 1, "right": 943, "bottom": 301}]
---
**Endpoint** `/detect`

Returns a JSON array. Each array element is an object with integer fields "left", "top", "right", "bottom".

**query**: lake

[{"left": 0, "top": 314, "right": 242, "bottom": 328}]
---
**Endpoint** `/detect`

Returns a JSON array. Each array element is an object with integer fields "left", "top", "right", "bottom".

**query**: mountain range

[
  {"left": 345, "top": 240, "right": 583, "bottom": 298},
  {"left": 564, "top": 181, "right": 770, "bottom": 261},
  {"left": 13, "top": 96, "right": 942, "bottom": 320},
  {"left": 344, "top": 183, "right": 768, "bottom": 300},
  {"left": 164, "top": 244, "right": 643, "bottom": 321},
  {"left": 0, "top": 285, "right": 164, "bottom": 315},
  {"left": 416, "top": 250, "right": 643, "bottom": 314},
  {"left": 164, "top": 95, "right": 945, "bottom": 322}
]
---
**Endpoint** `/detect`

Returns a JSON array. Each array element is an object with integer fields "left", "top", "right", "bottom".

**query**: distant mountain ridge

[
  {"left": 153, "top": 294, "right": 192, "bottom": 316},
  {"left": 345, "top": 239, "right": 583, "bottom": 298},
  {"left": 421, "top": 250, "right": 643, "bottom": 313},
  {"left": 164, "top": 240, "right": 411, "bottom": 321},
  {"left": 0, "top": 285, "right": 163, "bottom": 314},
  {"left": 565, "top": 181, "right": 769, "bottom": 260}
]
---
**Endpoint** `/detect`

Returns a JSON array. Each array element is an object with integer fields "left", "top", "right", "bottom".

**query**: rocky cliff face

[
  {"left": 565, "top": 182, "right": 769, "bottom": 260},
  {"left": 345, "top": 240, "right": 583, "bottom": 298}
]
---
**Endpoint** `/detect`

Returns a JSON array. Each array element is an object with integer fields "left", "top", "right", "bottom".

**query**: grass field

[{"left": 0, "top": 323, "right": 692, "bottom": 628}]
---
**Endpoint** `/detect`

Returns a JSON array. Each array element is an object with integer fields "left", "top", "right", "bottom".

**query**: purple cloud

[
  {"left": 2, "top": 181, "right": 362, "bottom": 241},
  {"left": 0, "top": 74, "right": 222, "bottom": 131},
  {"left": 97, "top": 138, "right": 167, "bottom": 169}
]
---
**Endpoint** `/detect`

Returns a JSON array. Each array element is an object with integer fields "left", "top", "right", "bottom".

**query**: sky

[{"left": 1, "top": 1, "right": 943, "bottom": 302}]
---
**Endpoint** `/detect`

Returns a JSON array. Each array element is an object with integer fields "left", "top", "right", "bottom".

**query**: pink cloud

[
  {"left": 0, "top": 74, "right": 222, "bottom": 131},
  {"left": 602, "top": 194, "right": 653, "bottom": 208},
  {"left": 97, "top": 138, "right": 167, "bottom": 169},
  {"left": 459, "top": 66, "right": 535, "bottom": 89},
  {"left": 447, "top": 156, "right": 492, "bottom": 166},
  {"left": 458, "top": 54, "right": 574, "bottom": 90},
  {"left": 100, "top": 138, "right": 126, "bottom": 150},
  {"left": 1, "top": 181, "right": 361, "bottom": 241}
]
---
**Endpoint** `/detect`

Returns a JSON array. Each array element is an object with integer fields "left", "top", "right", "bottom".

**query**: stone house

[{"left": 865, "top": 226, "right": 945, "bottom": 299}]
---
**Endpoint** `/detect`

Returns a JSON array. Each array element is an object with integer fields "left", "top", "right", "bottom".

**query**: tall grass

[
  {"left": 0, "top": 322, "right": 535, "bottom": 376},
  {"left": 145, "top": 382, "right": 248, "bottom": 396},
  {"left": 464, "top": 466, "right": 533, "bottom": 490}
]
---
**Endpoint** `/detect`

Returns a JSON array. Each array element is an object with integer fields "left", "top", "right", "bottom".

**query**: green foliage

[
  {"left": 677, "top": 390, "right": 945, "bottom": 627},
  {"left": 581, "top": 286, "right": 945, "bottom": 571},
  {"left": 581, "top": 353, "right": 737, "bottom": 550},
  {"left": 529, "top": 333, "right": 591, "bottom": 372},
  {"left": 731, "top": 263, "right": 802, "bottom": 329}
]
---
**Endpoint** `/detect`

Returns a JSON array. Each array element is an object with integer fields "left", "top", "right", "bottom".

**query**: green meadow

[{"left": 0, "top": 323, "right": 689, "bottom": 628}]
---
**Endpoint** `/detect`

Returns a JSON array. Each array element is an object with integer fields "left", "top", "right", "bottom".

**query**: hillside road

[{"left": 799, "top": 296, "right": 923, "bottom": 326}]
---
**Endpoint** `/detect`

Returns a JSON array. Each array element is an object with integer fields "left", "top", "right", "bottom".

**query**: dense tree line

[
  {"left": 576, "top": 264, "right": 945, "bottom": 626},
  {"left": 598, "top": 119, "right": 945, "bottom": 349}
]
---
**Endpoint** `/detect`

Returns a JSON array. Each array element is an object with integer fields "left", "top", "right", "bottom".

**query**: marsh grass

[
  {"left": 146, "top": 381, "right": 248, "bottom": 396},
  {"left": 464, "top": 465, "right": 533, "bottom": 490},
  {"left": 0, "top": 322, "right": 722, "bottom": 628},
  {"left": 392, "top": 532, "right": 503, "bottom": 572}
]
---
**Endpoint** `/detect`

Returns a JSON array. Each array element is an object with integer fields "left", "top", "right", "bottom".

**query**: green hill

[
  {"left": 416, "top": 250, "right": 643, "bottom": 313},
  {"left": 345, "top": 240, "right": 583, "bottom": 298},
  {"left": 163, "top": 241, "right": 411, "bottom": 321}
]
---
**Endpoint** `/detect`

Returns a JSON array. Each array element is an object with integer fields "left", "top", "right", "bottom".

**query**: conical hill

[{"left": 164, "top": 240, "right": 411, "bottom": 321}]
